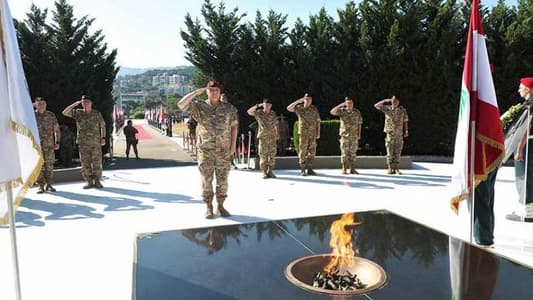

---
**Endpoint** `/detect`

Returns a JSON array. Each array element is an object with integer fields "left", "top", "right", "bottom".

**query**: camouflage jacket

[
  {"left": 338, "top": 108, "right": 362, "bottom": 139},
  {"left": 252, "top": 110, "right": 277, "bottom": 139},
  {"left": 35, "top": 110, "right": 59, "bottom": 148},
  {"left": 377, "top": 105, "right": 408, "bottom": 133},
  {"left": 294, "top": 104, "right": 321, "bottom": 136},
  {"left": 70, "top": 109, "right": 105, "bottom": 146},
  {"left": 188, "top": 99, "right": 238, "bottom": 150}
]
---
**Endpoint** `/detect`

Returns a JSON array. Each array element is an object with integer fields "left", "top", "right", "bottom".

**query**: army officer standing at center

[
  {"left": 178, "top": 81, "right": 239, "bottom": 219},
  {"left": 62, "top": 95, "right": 106, "bottom": 189}
]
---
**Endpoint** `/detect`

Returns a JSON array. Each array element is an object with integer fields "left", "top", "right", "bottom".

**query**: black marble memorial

[{"left": 133, "top": 211, "right": 533, "bottom": 299}]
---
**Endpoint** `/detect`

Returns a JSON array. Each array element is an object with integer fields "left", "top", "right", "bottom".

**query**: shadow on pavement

[
  {"left": 104, "top": 157, "right": 196, "bottom": 170},
  {"left": 54, "top": 191, "right": 155, "bottom": 211},
  {"left": 103, "top": 187, "right": 199, "bottom": 204}
]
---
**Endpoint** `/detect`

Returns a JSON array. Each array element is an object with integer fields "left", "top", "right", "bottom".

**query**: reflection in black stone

[
  {"left": 449, "top": 237, "right": 499, "bottom": 300},
  {"left": 181, "top": 226, "right": 248, "bottom": 255},
  {"left": 134, "top": 211, "right": 533, "bottom": 300}
]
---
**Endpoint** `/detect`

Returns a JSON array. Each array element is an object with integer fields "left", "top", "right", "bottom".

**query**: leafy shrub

[{"left": 293, "top": 120, "right": 341, "bottom": 156}]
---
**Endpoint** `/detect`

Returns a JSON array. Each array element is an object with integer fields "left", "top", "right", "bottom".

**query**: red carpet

[{"left": 134, "top": 125, "right": 152, "bottom": 140}]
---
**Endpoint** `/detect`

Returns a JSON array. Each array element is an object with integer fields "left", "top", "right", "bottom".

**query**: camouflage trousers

[
  {"left": 340, "top": 138, "right": 359, "bottom": 169},
  {"left": 79, "top": 144, "right": 103, "bottom": 181},
  {"left": 385, "top": 132, "right": 403, "bottom": 165},
  {"left": 258, "top": 137, "right": 277, "bottom": 170},
  {"left": 198, "top": 147, "right": 232, "bottom": 203},
  {"left": 299, "top": 133, "right": 317, "bottom": 169},
  {"left": 37, "top": 146, "right": 55, "bottom": 185}
]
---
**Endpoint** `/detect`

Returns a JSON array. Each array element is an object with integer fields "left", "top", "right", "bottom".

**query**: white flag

[{"left": 0, "top": 0, "right": 43, "bottom": 224}]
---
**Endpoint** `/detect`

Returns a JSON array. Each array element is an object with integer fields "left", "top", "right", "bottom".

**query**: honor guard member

[
  {"left": 178, "top": 81, "right": 239, "bottom": 219},
  {"left": 287, "top": 94, "right": 321, "bottom": 176},
  {"left": 330, "top": 97, "right": 362, "bottom": 174},
  {"left": 62, "top": 95, "right": 106, "bottom": 189},
  {"left": 374, "top": 96, "right": 408, "bottom": 174},
  {"left": 247, "top": 99, "right": 279, "bottom": 178},
  {"left": 34, "top": 98, "right": 61, "bottom": 193}
]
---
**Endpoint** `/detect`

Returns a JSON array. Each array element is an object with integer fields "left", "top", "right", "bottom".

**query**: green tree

[{"left": 16, "top": 0, "right": 118, "bottom": 143}]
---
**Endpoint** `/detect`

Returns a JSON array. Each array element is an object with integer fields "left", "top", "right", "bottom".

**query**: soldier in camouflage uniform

[
  {"left": 287, "top": 94, "right": 321, "bottom": 176},
  {"left": 62, "top": 95, "right": 106, "bottom": 189},
  {"left": 247, "top": 99, "right": 279, "bottom": 179},
  {"left": 330, "top": 97, "right": 363, "bottom": 175},
  {"left": 178, "top": 81, "right": 239, "bottom": 219},
  {"left": 34, "top": 98, "right": 61, "bottom": 193},
  {"left": 374, "top": 96, "right": 409, "bottom": 174},
  {"left": 59, "top": 125, "right": 75, "bottom": 167}
]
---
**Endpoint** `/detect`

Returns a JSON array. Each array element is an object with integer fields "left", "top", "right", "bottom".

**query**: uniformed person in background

[
  {"left": 178, "top": 81, "right": 239, "bottom": 219},
  {"left": 287, "top": 94, "right": 321, "bottom": 176},
  {"left": 59, "top": 124, "right": 75, "bottom": 168},
  {"left": 374, "top": 96, "right": 409, "bottom": 174},
  {"left": 330, "top": 97, "right": 362, "bottom": 175},
  {"left": 247, "top": 99, "right": 279, "bottom": 179},
  {"left": 34, "top": 97, "right": 61, "bottom": 193},
  {"left": 62, "top": 95, "right": 106, "bottom": 189}
]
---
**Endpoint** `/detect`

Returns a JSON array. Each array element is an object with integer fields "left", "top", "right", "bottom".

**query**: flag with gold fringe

[
  {"left": 0, "top": 0, "right": 43, "bottom": 224},
  {"left": 450, "top": 0, "right": 504, "bottom": 214}
]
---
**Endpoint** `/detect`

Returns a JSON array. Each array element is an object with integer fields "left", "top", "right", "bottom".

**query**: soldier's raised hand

[{"left": 100, "top": 137, "right": 106, "bottom": 146}]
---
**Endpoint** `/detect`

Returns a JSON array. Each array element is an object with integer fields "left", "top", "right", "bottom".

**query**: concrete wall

[{"left": 249, "top": 156, "right": 412, "bottom": 170}]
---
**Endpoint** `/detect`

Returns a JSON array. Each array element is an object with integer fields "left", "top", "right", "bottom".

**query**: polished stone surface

[{"left": 134, "top": 211, "right": 533, "bottom": 300}]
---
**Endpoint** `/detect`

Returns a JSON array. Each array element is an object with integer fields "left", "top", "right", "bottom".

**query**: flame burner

[{"left": 285, "top": 254, "right": 388, "bottom": 296}]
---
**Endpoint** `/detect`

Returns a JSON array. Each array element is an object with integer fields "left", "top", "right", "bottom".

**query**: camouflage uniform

[
  {"left": 337, "top": 108, "right": 362, "bottom": 172},
  {"left": 251, "top": 110, "right": 278, "bottom": 176},
  {"left": 35, "top": 110, "right": 59, "bottom": 186},
  {"left": 377, "top": 105, "right": 408, "bottom": 168},
  {"left": 70, "top": 109, "right": 106, "bottom": 182},
  {"left": 187, "top": 99, "right": 238, "bottom": 207},
  {"left": 294, "top": 104, "right": 321, "bottom": 171}
]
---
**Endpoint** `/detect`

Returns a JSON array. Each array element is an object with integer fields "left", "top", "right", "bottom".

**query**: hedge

[{"left": 293, "top": 120, "right": 341, "bottom": 156}]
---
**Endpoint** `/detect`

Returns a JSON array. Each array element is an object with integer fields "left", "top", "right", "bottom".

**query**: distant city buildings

[{"left": 113, "top": 67, "right": 195, "bottom": 113}]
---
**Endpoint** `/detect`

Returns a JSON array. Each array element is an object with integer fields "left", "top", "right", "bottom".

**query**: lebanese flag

[{"left": 450, "top": 0, "right": 504, "bottom": 214}]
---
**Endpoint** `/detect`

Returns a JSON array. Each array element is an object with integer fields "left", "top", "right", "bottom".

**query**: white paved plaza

[{"left": 0, "top": 162, "right": 532, "bottom": 300}]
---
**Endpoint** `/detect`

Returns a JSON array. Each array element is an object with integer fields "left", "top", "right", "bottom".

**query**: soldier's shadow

[
  {"left": 54, "top": 191, "right": 155, "bottom": 211},
  {"left": 19, "top": 198, "right": 104, "bottom": 221},
  {"left": 103, "top": 187, "right": 198, "bottom": 204},
  {"left": 276, "top": 172, "right": 392, "bottom": 189},
  {"left": 0, "top": 210, "right": 46, "bottom": 228}
]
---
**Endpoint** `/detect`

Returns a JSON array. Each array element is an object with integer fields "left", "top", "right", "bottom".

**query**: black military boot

[
  {"left": 267, "top": 167, "right": 276, "bottom": 178},
  {"left": 94, "top": 177, "right": 104, "bottom": 188},
  {"left": 205, "top": 201, "right": 214, "bottom": 219},
  {"left": 37, "top": 184, "right": 45, "bottom": 194},
  {"left": 307, "top": 168, "right": 317, "bottom": 176},
  {"left": 83, "top": 179, "right": 94, "bottom": 189},
  {"left": 216, "top": 200, "right": 230, "bottom": 217},
  {"left": 45, "top": 184, "right": 56, "bottom": 192}
]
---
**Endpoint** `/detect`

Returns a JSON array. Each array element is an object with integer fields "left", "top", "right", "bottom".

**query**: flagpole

[
  {"left": 469, "top": 121, "right": 476, "bottom": 244},
  {"left": 6, "top": 185, "right": 22, "bottom": 300}
]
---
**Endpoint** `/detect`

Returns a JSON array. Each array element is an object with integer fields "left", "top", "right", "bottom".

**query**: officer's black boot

[
  {"left": 216, "top": 200, "right": 230, "bottom": 217},
  {"left": 94, "top": 177, "right": 104, "bottom": 188},
  {"left": 45, "top": 184, "right": 56, "bottom": 192},
  {"left": 37, "top": 183, "right": 45, "bottom": 194},
  {"left": 83, "top": 179, "right": 94, "bottom": 189},
  {"left": 205, "top": 201, "right": 214, "bottom": 219}
]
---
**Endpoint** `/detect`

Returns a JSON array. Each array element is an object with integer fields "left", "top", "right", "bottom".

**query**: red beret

[{"left": 520, "top": 77, "right": 533, "bottom": 89}]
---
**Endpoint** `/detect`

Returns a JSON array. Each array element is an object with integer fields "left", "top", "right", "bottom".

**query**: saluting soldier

[
  {"left": 247, "top": 99, "right": 279, "bottom": 179},
  {"left": 330, "top": 97, "right": 362, "bottom": 174},
  {"left": 287, "top": 94, "right": 321, "bottom": 176},
  {"left": 62, "top": 95, "right": 106, "bottom": 189},
  {"left": 34, "top": 97, "right": 61, "bottom": 193},
  {"left": 178, "top": 81, "right": 239, "bottom": 219},
  {"left": 374, "top": 96, "right": 409, "bottom": 174}
]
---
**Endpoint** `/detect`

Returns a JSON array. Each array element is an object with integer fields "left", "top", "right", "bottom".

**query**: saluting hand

[{"left": 101, "top": 138, "right": 106, "bottom": 146}]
